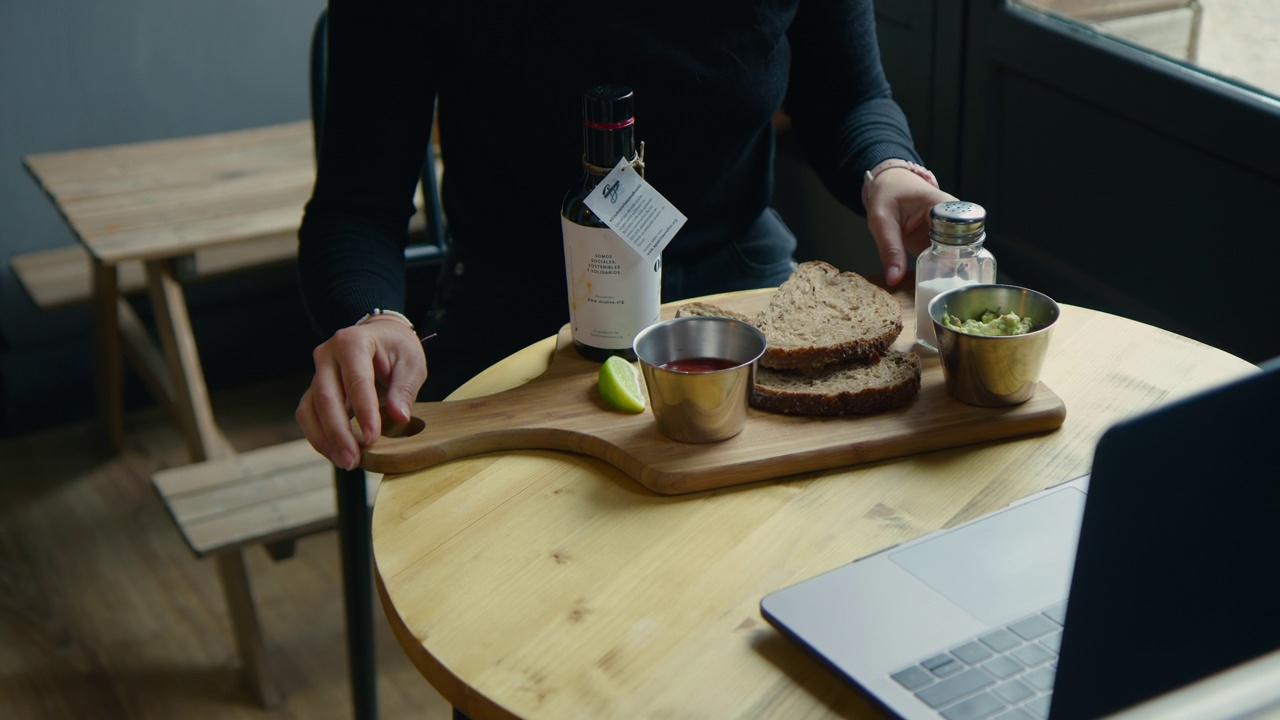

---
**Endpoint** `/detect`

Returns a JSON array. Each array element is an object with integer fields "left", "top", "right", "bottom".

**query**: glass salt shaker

[{"left": 914, "top": 201, "right": 996, "bottom": 351}]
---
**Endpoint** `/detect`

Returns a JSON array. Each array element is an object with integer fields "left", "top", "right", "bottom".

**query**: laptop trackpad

[{"left": 890, "top": 488, "right": 1087, "bottom": 626}]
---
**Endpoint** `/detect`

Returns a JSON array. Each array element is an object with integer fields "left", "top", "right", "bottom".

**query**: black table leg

[{"left": 336, "top": 465, "right": 377, "bottom": 720}]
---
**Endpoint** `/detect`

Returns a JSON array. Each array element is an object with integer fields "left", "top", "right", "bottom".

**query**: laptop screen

[{"left": 1049, "top": 364, "right": 1280, "bottom": 719}]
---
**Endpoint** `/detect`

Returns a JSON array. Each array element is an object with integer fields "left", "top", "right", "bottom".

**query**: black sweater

[{"left": 299, "top": 0, "right": 923, "bottom": 338}]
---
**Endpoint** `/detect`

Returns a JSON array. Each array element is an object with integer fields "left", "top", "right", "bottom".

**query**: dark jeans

[{"left": 420, "top": 208, "right": 797, "bottom": 401}]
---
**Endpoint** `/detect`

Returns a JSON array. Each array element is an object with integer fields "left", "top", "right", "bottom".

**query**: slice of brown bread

[
  {"left": 676, "top": 262, "right": 904, "bottom": 374},
  {"left": 751, "top": 350, "right": 921, "bottom": 416},
  {"left": 674, "top": 301, "right": 756, "bottom": 325},
  {"left": 755, "top": 261, "right": 903, "bottom": 373}
]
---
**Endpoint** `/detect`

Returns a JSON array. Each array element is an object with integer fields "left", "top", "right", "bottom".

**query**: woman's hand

[
  {"left": 296, "top": 316, "right": 427, "bottom": 470},
  {"left": 862, "top": 164, "right": 957, "bottom": 286}
]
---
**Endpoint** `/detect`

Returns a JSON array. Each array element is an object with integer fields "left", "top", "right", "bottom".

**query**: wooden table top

[
  {"left": 23, "top": 121, "right": 315, "bottom": 265},
  {"left": 371, "top": 287, "right": 1257, "bottom": 720}
]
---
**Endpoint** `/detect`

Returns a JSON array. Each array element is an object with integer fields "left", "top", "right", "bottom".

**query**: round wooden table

[{"left": 370, "top": 288, "right": 1256, "bottom": 720}]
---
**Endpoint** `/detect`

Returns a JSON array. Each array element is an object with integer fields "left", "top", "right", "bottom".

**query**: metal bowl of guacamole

[{"left": 928, "top": 284, "right": 1060, "bottom": 406}]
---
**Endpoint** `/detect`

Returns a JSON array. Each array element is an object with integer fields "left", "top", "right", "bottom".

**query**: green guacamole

[{"left": 941, "top": 309, "right": 1034, "bottom": 336}]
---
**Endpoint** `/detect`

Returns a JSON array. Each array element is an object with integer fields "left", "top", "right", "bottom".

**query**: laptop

[{"left": 761, "top": 362, "right": 1280, "bottom": 720}]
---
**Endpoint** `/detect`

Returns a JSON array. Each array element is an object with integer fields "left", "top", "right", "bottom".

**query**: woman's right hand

[{"left": 296, "top": 316, "right": 427, "bottom": 470}]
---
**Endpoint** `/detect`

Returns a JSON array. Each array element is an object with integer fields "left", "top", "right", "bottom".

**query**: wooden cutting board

[{"left": 360, "top": 289, "right": 1066, "bottom": 494}]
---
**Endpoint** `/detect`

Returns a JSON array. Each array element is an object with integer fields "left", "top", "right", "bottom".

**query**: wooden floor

[{"left": 0, "top": 373, "right": 452, "bottom": 719}]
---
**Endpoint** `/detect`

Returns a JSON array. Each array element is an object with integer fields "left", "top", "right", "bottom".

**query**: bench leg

[
  {"left": 216, "top": 550, "right": 283, "bottom": 708},
  {"left": 90, "top": 260, "right": 125, "bottom": 454},
  {"left": 145, "top": 258, "right": 233, "bottom": 462},
  {"left": 264, "top": 539, "right": 298, "bottom": 561}
]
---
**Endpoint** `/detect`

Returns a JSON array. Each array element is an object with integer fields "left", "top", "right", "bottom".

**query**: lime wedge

[{"left": 598, "top": 356, "right": 646, "bottom": 413}]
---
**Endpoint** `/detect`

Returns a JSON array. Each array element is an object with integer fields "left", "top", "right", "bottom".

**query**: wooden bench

[
  {"left": 151, "top": 439, "right": 381, "bottom": 707},
  {"left": 9, "top": 196, "right": 429, "bottom": 314},
  {"left": 10, "top": 118, "right": 438, "bottom": 314},
  {"left": 9, "top": 234, "right": 299, "bottom": 311},
  {"left": 18, "top": 119, "right": 443, "bottom": 709}
]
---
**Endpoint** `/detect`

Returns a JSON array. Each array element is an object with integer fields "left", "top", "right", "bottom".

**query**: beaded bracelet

[
  {"left": 355, "top": 308, "right": 415, "bottom": 330},
  {"left": 861, "top": 159, "right": 940, "bottom": 207},
  {"left": 863, "top": 159, "right": 939, "bottom": 189}
]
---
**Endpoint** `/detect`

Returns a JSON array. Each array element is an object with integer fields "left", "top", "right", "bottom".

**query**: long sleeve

[
  {"left": 297, "top": 0, "right": 438, "bottom": 338},
  {"left": 296, "top": 0, "right": 928, "bottom": 339},
  {"left": 784, "top": 0, "right": 923, "bottom": 215}
]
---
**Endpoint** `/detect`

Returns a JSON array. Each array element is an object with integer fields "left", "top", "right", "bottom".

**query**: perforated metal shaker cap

[{"left": 930, "top": 201, "right": 986, "bottom": 245}]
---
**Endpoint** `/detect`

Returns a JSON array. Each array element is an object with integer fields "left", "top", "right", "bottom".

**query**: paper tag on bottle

[{"left": 583, "top": 157, "right": 687, "bottom": 261}]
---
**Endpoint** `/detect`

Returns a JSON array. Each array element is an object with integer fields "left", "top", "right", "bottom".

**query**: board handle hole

[{"left": 381, "top": 410, "right": 426, "bottom": 438}]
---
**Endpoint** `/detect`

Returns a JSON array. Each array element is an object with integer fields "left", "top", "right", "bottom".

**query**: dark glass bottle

[{"left": 561, "top": 84, "right": 661, "bottom": 362}]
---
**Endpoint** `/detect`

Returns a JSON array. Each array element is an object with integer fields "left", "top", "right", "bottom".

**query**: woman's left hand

[{"left": 862, "top": 165, "right": 956, "bottom": 286}]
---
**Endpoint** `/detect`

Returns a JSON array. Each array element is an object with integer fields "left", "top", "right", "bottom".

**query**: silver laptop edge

[{"left": 760, "top": 475, "right": 1090, "bottom": 720}]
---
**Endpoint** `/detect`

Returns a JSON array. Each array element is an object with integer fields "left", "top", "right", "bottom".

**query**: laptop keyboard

[{"left": 889, "top": 601, "right": 1069, "bottom": 720}]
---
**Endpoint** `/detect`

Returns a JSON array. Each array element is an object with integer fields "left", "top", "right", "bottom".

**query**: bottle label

[
  {"left": 583, "top": 157, "right": 687, "bottom": 261},
  {"left": 562, "top": 218, "right": 662, "bottom": 350}
]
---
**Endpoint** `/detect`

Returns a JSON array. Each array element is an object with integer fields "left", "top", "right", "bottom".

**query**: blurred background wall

[{"left": 0, "top": 0, "right": 326, "bottom": 436}]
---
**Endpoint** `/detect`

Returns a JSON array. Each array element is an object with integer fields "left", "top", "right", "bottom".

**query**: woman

[{"left": 296, "top": 1, "right": 954, "bottom": 471}]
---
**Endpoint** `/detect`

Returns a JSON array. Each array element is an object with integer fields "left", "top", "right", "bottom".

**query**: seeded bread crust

[
  {"left": 674, "top": 302, "right": 756, "bottom": 325},
  {"left": 751, "top": 351, "right": 922, "bottom": 416},
  {"left": 674, "top": 262, "right": 919, "bottom": 416},
  {"left": 676, "top": 262, "right": 904, "bottom": 374},
  {"left": 755, "top": 261, "right": 903, "bottom": 373}
]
